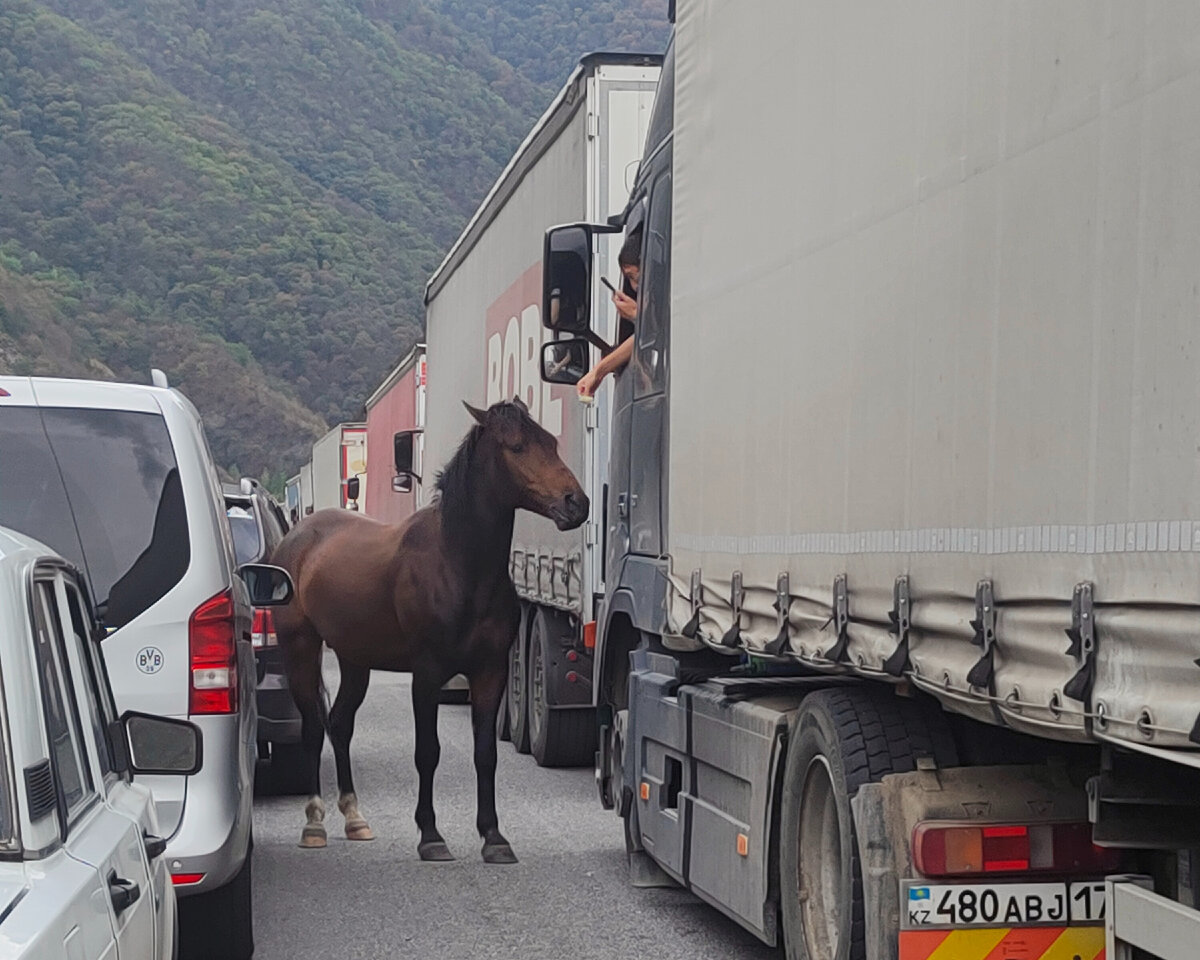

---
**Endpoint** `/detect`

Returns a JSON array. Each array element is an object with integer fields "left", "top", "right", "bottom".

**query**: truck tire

[
  {"left": 179, "top": 842, "right": 253, "bottom": 960},
  {"left": 507, "top": 624, "right": 531, "bottom": 754},
  {"left": 529, "top": 613, "right": 596, "bottom": 767},
  {"left": 780, "top": 687, "right": 955, "bottom": 960},
  {"left": 269, "top": 741, "right": 310, "bottom": 796}
]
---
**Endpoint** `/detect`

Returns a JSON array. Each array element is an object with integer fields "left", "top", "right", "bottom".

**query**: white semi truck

[
  {"left": 420, "top": 53, "right": 660, "bottom": 765},
  {"left": 539, "top": 3, "right": 1200, "bottom": 958}
]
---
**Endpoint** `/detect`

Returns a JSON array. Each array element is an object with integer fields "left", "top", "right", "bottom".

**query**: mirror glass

[
  {"left": 239, "top": 563, "right": 294, "bottom": 606},
  {"left": 543, "top": 226, "right": 591, "bottom": 333},
  {"left": 394, "top": 431, "right": 415, "bottom": 473},
  {"left": 392, "top": 475, "right": 412, "bottom": 494},
  {"left": 125, "top": 713, "right": 201, "bottom": 775},
  {"left": 541, "top": 340, "right": 589, "bottom": 385}
]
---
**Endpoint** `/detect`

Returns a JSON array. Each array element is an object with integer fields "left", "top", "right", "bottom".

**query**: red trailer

[{"left": 364, "top": 344, "right": 425, "bottom": 525}]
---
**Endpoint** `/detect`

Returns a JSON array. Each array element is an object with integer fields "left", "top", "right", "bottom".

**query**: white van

[{"left": 0, "top": 375, "right": 269, "bottom": 958}]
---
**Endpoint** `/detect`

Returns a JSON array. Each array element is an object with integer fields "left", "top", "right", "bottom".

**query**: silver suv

[{"left": 0, "top": 374, "right": 272, "bottom": 959}]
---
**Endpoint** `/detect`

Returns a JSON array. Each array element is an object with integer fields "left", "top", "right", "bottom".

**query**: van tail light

[
  {"left": 189, "top": 589, "right": 237, "bottom": 715},
  {"left": 913, "top": 821, "right": 1122, "bottom": 878},
  {"left": 251, "top": 608, "right": 276, "bottom": 647}
]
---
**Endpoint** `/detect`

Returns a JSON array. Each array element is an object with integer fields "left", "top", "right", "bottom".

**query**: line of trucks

[{"left": 294, "top": 4, "right": 1200, "bottom": 957}]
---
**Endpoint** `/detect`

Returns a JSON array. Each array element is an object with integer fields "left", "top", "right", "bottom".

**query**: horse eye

[{"left": 511, "top": 443, "right": 525, "bottom": 454}]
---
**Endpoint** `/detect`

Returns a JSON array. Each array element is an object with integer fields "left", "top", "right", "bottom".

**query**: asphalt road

[{"left": 252, "top": 662, "right": 779, "bottom": 959}]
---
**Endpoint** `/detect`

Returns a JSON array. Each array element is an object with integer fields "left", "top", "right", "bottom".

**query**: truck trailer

[
  {"left": 421, "top": 53, "right": 660, "bottom": 765},
  {"left": 540, "top": 3, "right": 1200, "bottom": 958},
  {"left": 364, "top": 344, "right": 426, "bottom": 526},
  {"left": 310, "top": 422, "right": 367, "bottom": 513}
]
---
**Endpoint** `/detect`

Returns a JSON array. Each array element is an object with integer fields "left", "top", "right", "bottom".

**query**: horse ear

[
  {"left": 463, "top": 401, "right": 487, "bottom": 425},
  {"left": 512, "top": 395, "right": 529, "bottom": 414}
]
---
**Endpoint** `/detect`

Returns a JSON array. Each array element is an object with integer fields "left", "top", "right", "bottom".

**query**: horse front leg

[
  {"left": 469, "top": 665, "right": 517, "bottom": 864},
  {"left": 412, "top": 670, "right": 454, "bottom": 861}
]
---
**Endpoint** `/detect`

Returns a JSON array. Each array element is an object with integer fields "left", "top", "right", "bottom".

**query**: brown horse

[{"left": 271, "top": 399, "right": 588, "bottom": 862}]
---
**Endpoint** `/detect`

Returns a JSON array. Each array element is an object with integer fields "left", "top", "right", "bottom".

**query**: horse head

[{"left": 464, "top": 399, "right": 589, "bottom": 531}]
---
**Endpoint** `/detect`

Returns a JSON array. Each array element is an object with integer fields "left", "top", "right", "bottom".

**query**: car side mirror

[
  {"left": 541, "top": 339, "right": 589, "bottom": 385},
  {"left": 116, "top": 712, "right": 202, "bottom": 776},
  {"left": 238, "top": 563, "right": 294, "bottom": 606}
]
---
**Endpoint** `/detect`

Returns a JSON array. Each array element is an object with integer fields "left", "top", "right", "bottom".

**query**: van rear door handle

[
  {"left": 143, "top": 832, "right": 167, "bottom": 860},
  {"left": 108, "top": 871, "right": 141, "bottom": 914}
]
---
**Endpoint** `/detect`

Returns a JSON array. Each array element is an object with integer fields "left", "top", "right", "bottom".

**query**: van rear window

[{"left": 0, "top": 408, "right": 190, "bottom": 628}]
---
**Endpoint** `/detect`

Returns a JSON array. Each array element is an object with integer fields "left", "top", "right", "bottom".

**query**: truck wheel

[
  {"left": 529, "top": 613, "right": 596, "bottom": 767},
  {"left": 507, "top": 625, "right": 531, "bottom": 754},
  {"left": 270, "top": 741, "right": 310, "bottom": 796},
  {"left": 780, "top": 688, "right": 955, "bottom": 960},
  {"left": 179, "top": 843, "right": 253, "bottom": 960}
]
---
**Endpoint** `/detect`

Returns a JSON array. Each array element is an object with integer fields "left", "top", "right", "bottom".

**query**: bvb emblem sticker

[{"left": 136, "top": 646, "right": 164, "bottom": 675}]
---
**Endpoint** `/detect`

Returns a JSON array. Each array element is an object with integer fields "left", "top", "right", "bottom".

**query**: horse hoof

[
  {"left": 418, "top": 840, "right": 455, "bottom": 862},
  {"left": 299, "top": 825, "right": 327, "bottom": 849},
  {"left": 345, "top": 819, "right": 374, "bottom": 841},
  {"left": 482, "top": 842, "right": 518, "bottom": 864}
]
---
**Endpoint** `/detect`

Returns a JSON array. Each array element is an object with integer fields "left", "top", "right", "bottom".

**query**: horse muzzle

[{"left": 549, "top": 491, "right": 590, "bottom": 530}]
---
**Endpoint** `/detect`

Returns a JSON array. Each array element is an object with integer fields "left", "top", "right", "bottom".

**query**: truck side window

[{"left": 634, "top": 171, "right": 672, "bottom": 398}]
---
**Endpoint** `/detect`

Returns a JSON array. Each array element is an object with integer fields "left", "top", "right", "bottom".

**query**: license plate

[{"left": 902, "top": 880, "right": 1106, "bottom": 928}]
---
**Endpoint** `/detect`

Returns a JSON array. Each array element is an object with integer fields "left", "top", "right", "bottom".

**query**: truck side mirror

[
  {"left": 542, "top": 222, "right": 616, "bottom": 333},
  {"left": 393, "top": 430, "right": 422, "bottom": 491},
  {"left": 541, "top": 339, "right": 589, "bottom": 385},
  {"left": 346, "top": 476, "right": 360, "bottom": 502}
]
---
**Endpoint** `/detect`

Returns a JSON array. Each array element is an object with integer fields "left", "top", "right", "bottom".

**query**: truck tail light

[
  {"left": 251, "top": 608, "right": 276, "bottom": 647},
  {"left": 583, "top": 621, "right": 596, "bottom": 649},
  {"left": 190, "top": 590, "right": 237, "bottom": 715},
  {"left": 913, "top": 821, "right": 1121, "bottom": 878}
]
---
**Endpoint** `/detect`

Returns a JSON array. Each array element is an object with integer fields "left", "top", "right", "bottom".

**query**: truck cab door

[{"left": 627, "top": 158, "right": 672, "bottom": 557}]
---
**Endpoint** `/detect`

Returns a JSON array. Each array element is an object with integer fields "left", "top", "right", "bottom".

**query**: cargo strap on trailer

[{"left": 1106, "top": 875, "right": 1200, "bottom": 960}]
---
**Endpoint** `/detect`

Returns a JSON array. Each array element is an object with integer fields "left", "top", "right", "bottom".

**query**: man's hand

[
  {"left": 613, "top": 290, "right": 637, "bottom": 321},
  {"left": 577, "top": 367, "right": 601, "bottom": 399}
]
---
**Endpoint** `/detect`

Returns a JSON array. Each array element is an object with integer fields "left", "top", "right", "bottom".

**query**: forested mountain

[{"left": 0, "top": 0, "right": 668, "bottom": 482}]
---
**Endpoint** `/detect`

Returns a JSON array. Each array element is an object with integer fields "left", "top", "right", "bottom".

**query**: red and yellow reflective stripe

[{"left": 899, "top": 926, "right": 1105, "bottom": 960}]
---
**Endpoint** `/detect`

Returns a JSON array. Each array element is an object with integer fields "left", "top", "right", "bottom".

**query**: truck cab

[{"left": 540, "top": 34, "right": 677, "bottom": 810}]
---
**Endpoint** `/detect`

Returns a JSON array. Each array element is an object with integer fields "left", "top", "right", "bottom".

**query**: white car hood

[{"left": 0, "top": 864, "right": 27, "bottom": 921}]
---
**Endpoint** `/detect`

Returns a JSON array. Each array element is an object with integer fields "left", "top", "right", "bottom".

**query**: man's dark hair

[{"left": 618, "top": 228, "right": 642, "bottom": 268}]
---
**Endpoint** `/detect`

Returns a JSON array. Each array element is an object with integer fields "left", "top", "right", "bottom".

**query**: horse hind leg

[
  {"left": 329, "top": 658, "right": 373, "bottom": 841},
  {"left": 281, "top": 624, "right": 329, "bottom": 849}
]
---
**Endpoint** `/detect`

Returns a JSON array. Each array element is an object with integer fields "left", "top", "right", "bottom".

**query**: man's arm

[{"left": 577, "top": 336, "right": 634, "bottom": 398}]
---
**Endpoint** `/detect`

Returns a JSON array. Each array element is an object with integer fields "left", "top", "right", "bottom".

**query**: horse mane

[{"left": 434, "top": 422, "right": 482, "bottom": 519}]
